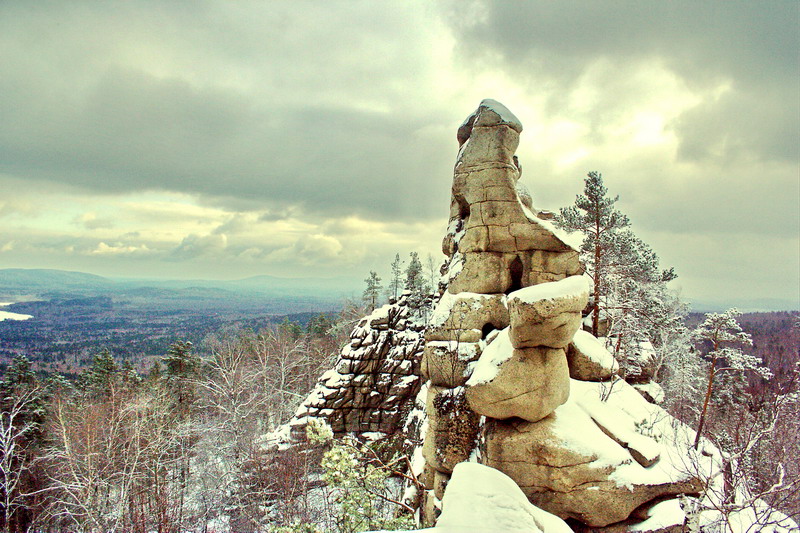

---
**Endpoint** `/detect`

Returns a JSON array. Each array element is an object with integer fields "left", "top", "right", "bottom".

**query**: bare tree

[{"left": 0, "top": 387, "right": 42, "bottom": 532}]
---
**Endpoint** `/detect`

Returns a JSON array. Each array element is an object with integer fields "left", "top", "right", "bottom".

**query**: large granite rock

[
  {"left": 443, "top": 99, "right": 581, "bottom": 296},
  {"left": 278, "top": 293, "right": 428, "bottom": 442},
  {"left": 507, "top": 276, "right": 590, "bottom": 349},
  {"left": 465, "top": 328, "right": 570, "bottom": 422},
  {"left": 483, "top": 380, "right": 703, "bottom": 527}
]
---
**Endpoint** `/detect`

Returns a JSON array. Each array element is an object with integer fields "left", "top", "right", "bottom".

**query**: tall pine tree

[
  {"left": 557, "top": 171, "right": 629, "bottom": 337},
  {"left": 363, "top": 271, "right": 382, "bottom": 312}
]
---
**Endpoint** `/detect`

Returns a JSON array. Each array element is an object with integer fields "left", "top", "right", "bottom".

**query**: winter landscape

[{"left": 1, "top": 2, "right": 798, "bottom": 533}]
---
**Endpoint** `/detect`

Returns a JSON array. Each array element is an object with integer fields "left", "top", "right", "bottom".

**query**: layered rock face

[
  {"left": 418, "top": 100, "right": 701, "bottom": 530},
  {"left": 283, "top": 293, "right": 428, "bottom": 441}
]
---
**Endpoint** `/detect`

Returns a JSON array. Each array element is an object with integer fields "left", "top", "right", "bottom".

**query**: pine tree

[
  {"left": 692, "top": 308, "right": 773, "bottom": 449},
  {"left": 404, "top": 252, "right": 423, "bottom": 294},
  {"left": 162, "top": 341, "right": 201, "bottom": 417},
  {"left": 389, "top": 254, "right": 403, "bottom": 300},
  {"left": 557, "top": 171, "right": 629, "bottom": 336},
  {"left": 557, "top": 172, "right": 679, "bottom": 378},
  {"left": 83, "top": 349, "right": 120, "bottom": 398},
  {"left": 0, "top": 355, "right": 45, "bottom": 532},
  {"left": 363, "top": 271, "right": 382, "bottom": 311}
]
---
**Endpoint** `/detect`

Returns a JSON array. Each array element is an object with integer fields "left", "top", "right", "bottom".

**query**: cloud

[
  {"left": 0, "top": 2, "right": 796, "bottom": 305},
  {"left": 171, "top": 233, "right": 228, "bottom": 260},
  {"left": 91, "top": 242, "right": 150, "bottom": 255},
  {"left": 76, "top": 212, "right": 115, "bottom": 230},
  {"left": 443, "top": 1, "right": 799, "bottom": 167},
  {"left": 0, "top": 2, "right": 456, "bottom": 222}
]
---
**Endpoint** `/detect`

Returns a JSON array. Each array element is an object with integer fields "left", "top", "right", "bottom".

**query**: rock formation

[
  {"left": 277, "top": 100, "right": 707, "bottom": 532},
  {"left": 280, "top": 293, "right": 429, "bottom": 441},
  {"left": 416, "top": 100, "right": 702, "bottom": 530}
]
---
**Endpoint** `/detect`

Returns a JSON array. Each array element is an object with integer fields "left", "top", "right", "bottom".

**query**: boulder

[
  {"left": 567, "top": 330, "right": 619, "bottom": 381},
  {"left": 421, "top": 341, "right": 482, "bottom": 388},
  {"left": 426, "top": 292, "right": 509, "bottom": 341},
  {"left": 570, "top": 498, "right": 687, "bottom": 532},
  {"left": 483, "top": 388, "right": 703, "bottom": 527},
  {"left": 434, "top": 463, "right": 573, "bottom": 533},
  {"left": 465, "top": 328, "right": 569, "bottom": 422},
  {"left": 507, "top": 276, "right": 590, "bottom": 349}
]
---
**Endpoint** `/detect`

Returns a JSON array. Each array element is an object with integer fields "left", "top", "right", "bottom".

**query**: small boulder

[
  {"left": 507, "top": 276, "right": 590, "bottom": 349},
  {"left": 567, "top": 330, "right": 619, "bottom": 381}
]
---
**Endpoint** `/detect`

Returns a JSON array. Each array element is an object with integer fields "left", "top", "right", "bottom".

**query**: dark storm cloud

[
  {"left": 0, "top": 1, "right": 454, "bottom": 222},
  {"left": 445, "top": 1, "right": 799, "bottom": 165}
]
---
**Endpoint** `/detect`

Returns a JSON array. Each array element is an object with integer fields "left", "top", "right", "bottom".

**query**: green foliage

[
  {"left": 321, "top": 437, "right": 414, "bottom": 533},
  {"left": 306, "top": 417, "right": 334, "bottom": 446},
  {"left": 161, "top": 341, "right": 201, "bottom": 415},
  {"left": 2, "top": 354, "right": 36, "bottom": 392},
  {"left": 404, "top": 252, "right": 423, "bottom": 293},
  {"left": 279, "top": 318, "right": 305, "bottom": 340},
  {"left": 307, "top": 313, "right": 335, "bottom": 337},
  {"left": 81, "top": 349, "right": 120, "bottom": 397}
]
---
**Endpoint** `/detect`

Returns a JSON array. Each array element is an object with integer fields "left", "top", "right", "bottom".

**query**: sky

[{"left": 1, "top": 1, "right": 798, "bottom": 307}]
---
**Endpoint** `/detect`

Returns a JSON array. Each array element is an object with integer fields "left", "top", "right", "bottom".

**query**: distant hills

[
  {"left": 0, "top": 268, "right": 363, "bottom": 313},
  {"left": 687, "top": 297, "right": 799, "bottom": 313},
  {"left": 1, "top": 268, "right": 796, "bottom": 313}
]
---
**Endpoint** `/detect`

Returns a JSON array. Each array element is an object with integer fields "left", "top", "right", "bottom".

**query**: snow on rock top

[
  {"left": 572, "top": 330, "right": 619, "bottom": 368},
  {"left": 519, "top": 201, "right": 582, "bottom": 252},
  {"left": 436, "top": 463, "right": 571, "bottom": 533},
  {"left": 465, "top": 327, "right": 514, "bottom": 386},
  {"left": 508, "top": 275, "right": 590, "bottom": 304},
  {"left": 370, "top": 463, "right": 571, "bottom": 533},
  {"left": 569, "top": 378, "right": 706, "bottom": 489},
  {"left": 478, "top": 99, "right": 523, "bottom": 133}
]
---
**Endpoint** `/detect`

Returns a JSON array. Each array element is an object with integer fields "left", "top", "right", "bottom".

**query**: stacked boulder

[
  {"left": 418, "top": 100, "right": 702, "bottom": 530},
  {"left": 419, "top": 99, "right": 583, "bottom": 519},
  {"left": 284, "top": 293, "right": 428, "bottom": 441}
]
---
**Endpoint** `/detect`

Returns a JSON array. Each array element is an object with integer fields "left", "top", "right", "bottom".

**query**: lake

[{"left": 0, "top": 302, "right": 33, "bottom": 321}]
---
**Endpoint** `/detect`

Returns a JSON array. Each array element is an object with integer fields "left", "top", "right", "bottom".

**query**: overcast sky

[{"left": 1, "top": 1, "right": 798, "bottom": 307}]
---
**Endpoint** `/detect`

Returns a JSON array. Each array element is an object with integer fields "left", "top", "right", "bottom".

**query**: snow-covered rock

[
  {"left": 369, "top": 463, "right": 572, "bottom": 533},
  {"left": 507, "top": 275, "right": 590, "bottom": 349},
  {"left": 568, "top": 329, "right": 620, "bottom": 381},
  {"left": 484, "top": 379, "right": 704, "bottom": 527},
  {"left": 269, "top": 293, "right": 429, "bottom": 445},
  {"left": 465, "top": 328, "right": 570, "bottom": 422}
]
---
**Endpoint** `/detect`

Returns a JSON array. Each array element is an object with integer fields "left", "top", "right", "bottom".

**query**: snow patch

[
  {"left": 466, "top": 328, "right": 514, "bottom": 386},
  {"left": 479, "top": 99, "right": 523, "bottom": 132},
  {"left": 508, "top": 275, "right": 590, "bottom": 303},
  {"left": 572, "top": 330, "right": 618, "bottom": 369},
  {"left": 628, "top": 499, "right": 686, "bottom": 531}
]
